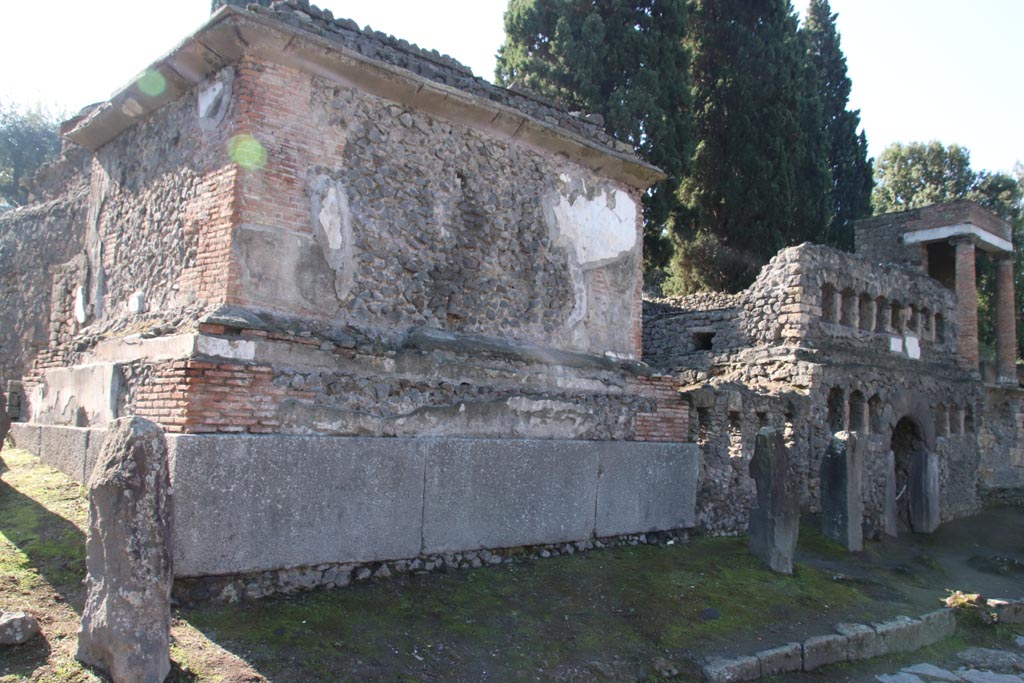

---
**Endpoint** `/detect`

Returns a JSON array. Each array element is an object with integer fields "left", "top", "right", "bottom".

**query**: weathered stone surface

[
  {"left": 756, "top": 642, "right": 802, "bottom": 676},
  {"left": 0, "top": 611, "right": 40, "bottom": 645},
  {"left": 594, "top": 442, "right": 699, "bottom": 537},
  {"left": 837, "top": 622, "right": 881, "bottom": 660},
  {"left": 820, "top": 431, "right": 864, "bottom": 551},
  {"left": 702, "top": 655, "right": 761, "bottom": 683},
  {"left": 874, "top": 616, "right": 924, "bottom": 655},
  {"left": 877, "top": 673, "right": 926, "bottom": 683},
  {"left": 168, "top": 434, "right": 426, "bottom": 576},
  {"left": 748, "top": 428, "right": 800, "bottom": 574},
  {"left": 423, "top": 438, "right": 599, "bottom": 553},
  {"left": 803, "top": 633, "right": 849, "bottom": 671},
  {"left": 0, "top": 385, "right": 10, "bottom": 452},
  {"left": 988, "top": 599, "right": 1024, "bottom": 624},
  {"left": 902, "top": 663, "right": 964, "bottom": 681},
  {"left": 918, "top": 609, "right": 957, "bottom": 644},
  {"left": 8, "top": 423, "right": 41, "bottom": 455},
  {"left": 957, "top": 670, "right": 1024, "bottom": 683},
  {"left": 77, "top": 417, "right": 173, "bottom": 683},
  {"left": 39, "top": 425, "right": 90, "bottom": 483},
  {"left": 956, "top": 647, "right": 1024, "bottom": 673},
  {"left": 910, "top": 449, "right": 941, "bottom": 533}
]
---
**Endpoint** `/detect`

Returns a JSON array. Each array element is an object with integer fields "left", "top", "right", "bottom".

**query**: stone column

[
  {"left": 952, "top": 237, "right": 979, "bottom": 371},
  {"left": 994, "top": 252, "right": 1018, "bottom": 384}
]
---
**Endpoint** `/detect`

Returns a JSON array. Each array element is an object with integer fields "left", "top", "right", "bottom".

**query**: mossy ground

[{"left": 2, "top": 445, "right": 1019, "bottom": 682}]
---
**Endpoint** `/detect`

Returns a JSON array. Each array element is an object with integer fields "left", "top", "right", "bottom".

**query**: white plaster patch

[
  {"left": 197, "top": 80, "right": 225, "bottom": 119},
  {"left": 889, "top": 336, "right": 904, "bottom": 354},
  {"left": 310, "top": 177, "right": 355, "bottom": 300},
  {"left": 507, "top": 396, "right": 579, "bottom": 415},
  {"left": 905, "top": 335, "right": 921, "bottom": 360},
  {"left": 551, "top": 175, "right": 638, "bottom": 267},
  {"left": 73, "top": 286, "right": 88, "bottom": 324},
  {"left": 127, "top": 290, "right": 147, "bottom": 314},
  {"left": 319, "top": 186, "right": 347, "bottom": 252},
  {"left": 196, "top": 335, "right": 256, "bottom": 361}
]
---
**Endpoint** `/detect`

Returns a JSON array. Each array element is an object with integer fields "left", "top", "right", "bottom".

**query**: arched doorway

[{"left": 890, "top": 417, "right": 939, "bottom": 534}]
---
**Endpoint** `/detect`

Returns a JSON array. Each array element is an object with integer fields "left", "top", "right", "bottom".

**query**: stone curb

[
  {"left": 987, "top": 599, "right": 1024, "bottom": 624},
  {"left": 702, "top": 608, "right": 957, "bottom": 682}
]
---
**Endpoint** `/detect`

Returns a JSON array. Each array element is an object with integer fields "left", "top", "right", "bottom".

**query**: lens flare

[
  {"left": 137, "top": 69, "right": 167, "bottom": 98},
  {"left": 228, "top": 134, "right": 268, "bottom": 171}
]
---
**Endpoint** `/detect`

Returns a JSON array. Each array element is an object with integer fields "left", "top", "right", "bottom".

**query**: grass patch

[{"left": 186, "top": 535, "right": 870, "bottom": 681}]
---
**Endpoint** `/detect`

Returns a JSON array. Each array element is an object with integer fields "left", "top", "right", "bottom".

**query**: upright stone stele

[
  {"left": 0, "top": 386, "right": 10, "bottom": 453},
  {"left": 820, "top": 431, "right": 864, "bottom": 551},
  {"left": 748, "top": 428, "right": 800, "bottom": 575},
  {"left": 77, "top": 417, "right": 173, "bottom": 683}
]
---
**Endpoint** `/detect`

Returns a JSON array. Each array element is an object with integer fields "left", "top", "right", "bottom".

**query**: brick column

[
  {"left": 994, "top": 252, "right": 1018, "bottom": 384},
  {"left": 952, "top": 237, "right": 979, "bottom": 371}
]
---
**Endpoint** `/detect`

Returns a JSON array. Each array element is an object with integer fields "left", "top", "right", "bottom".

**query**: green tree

[
  {"left": 801, "top": 0, "right": 873, "bottom": 251},
  {"left": 871, "top": 141, "right": 975, "bottom": 213},
  {"left": 496, "top": 0, "right": 693, "bottom": 270},
  {"left": 0, "top": 101, "right": 61, "bottom": 210},
  {"left": 668, "top": 0, "right": 830, "bottom": 293}
]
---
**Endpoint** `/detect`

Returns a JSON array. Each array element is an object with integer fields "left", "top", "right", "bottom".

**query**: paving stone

[
  {"left": 838, "top": 621, "right": 881, "bottom": 660},
  {"left": 803, "top": 633, "right": 849, "bottom": 671},
  {"left": 903, "top": 662, "right": 964, "bottom": 681},
  {"left": 956, "top": 648, "right": 1024, "bottom": 673},
  {"left": 756, "top": 642, "right": 802, "bottom": 677},
  {"left": 702, "top": 655, "right": 761, "bottom": 683},
  {"left": 878, "top": 673, "right": 926, "bottom": 683},
  {"left": 957, "top": 670, "right": 1023, "bottom": 683}
]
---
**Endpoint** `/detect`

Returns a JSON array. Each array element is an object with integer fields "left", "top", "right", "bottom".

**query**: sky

[{"left": 1, "top": 0, "right": 1021, "bottom": 175}]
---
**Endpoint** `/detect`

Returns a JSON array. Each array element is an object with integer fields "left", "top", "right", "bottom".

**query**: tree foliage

[
  {"left": 667, "top": 0, "right": 830, "bottom": 293},
  {"left": 0, "top": 101, "right": 61, "bottom": 210},
  {"left": 496, "top": 0, "right": 693, "bottom": 270},
  {"left": 871, "top": 141, "right": 976, "bottom": 213},
  {"left": 801, "top": 0, "right": 872, "bottom": 250}
]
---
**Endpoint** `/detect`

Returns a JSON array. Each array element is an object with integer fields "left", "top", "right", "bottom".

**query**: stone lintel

[{"left": 903, "top": 223, "right": 1013, "bottom": 253}]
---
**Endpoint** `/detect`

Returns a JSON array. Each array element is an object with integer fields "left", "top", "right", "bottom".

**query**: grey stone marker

[
  {"left": 820, "top": 431, "right": 864, "bottom": 551},
  {"left": 0, "top": 386, "right": 10, "bottom": 453},
  {"left": 748, "top": 428, "right": 800, "bottom": 575},
  {"left": 77, "top": 417, "right": 173, "bottom": 683},
  {"left": 909, "top": 450, "right": 940, "bottom": 533},
  {"left": 883, "top": 450, "right": 898, "bottom": 537}
]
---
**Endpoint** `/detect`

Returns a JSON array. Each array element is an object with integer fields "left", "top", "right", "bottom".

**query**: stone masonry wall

[
  {"left": 642, "top": 293, "right": 745, "bottom": 372},
  {"left": 0, "top": 149, "right": 91, "bottom": 386},
  {"left": 228, "top": 58, "right": 643, "bottom": 358}
]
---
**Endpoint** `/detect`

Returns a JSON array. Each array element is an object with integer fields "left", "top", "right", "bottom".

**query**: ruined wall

[
  {"left": 0, "top": 149, "right": 91, "bottom": 386},
  {"left": 642, "top": 293, "right": 745, "bottom": 372},
  {"left": 228, "top": 58, "right": 643, "bottom": 359},
  {"left": 978, "top": 386, "right": 1024, "bottom": 501}
]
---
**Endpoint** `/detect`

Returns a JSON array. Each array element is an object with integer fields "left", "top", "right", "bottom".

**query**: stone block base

[{"left": 12, "top": 426, "right": 698, "bottom": 579}]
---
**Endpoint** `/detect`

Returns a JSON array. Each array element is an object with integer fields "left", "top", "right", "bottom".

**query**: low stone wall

[
  {"left": 10, "top": 425, "right": 699, "bottom": 579},
  {"left": 703, "top": 608, "right": 957, "bottom": 682}
]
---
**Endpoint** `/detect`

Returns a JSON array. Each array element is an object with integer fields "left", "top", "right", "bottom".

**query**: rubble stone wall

[
  {"left": 228, "top": 58, "right": 644, "bottom": 359},
  {"left": 0, "top": 150, "right": 91, "bottom": 386}
]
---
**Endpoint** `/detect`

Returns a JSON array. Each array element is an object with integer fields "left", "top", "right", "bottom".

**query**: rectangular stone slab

[
  {"left": 595, "top": 442, "right": 699, "bottom": 536},
  {"left": 168, "top": 434, "right": 427, "bottom": 576},
  {"left": 422, "top": 438, "right": 599, "bottom": 553},
  {"left": 40, "top": 425, "right": 90, "bottom": 483}
]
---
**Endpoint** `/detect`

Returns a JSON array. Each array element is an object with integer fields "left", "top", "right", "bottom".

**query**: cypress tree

[
  {"left": 496, "top": 0, "right": 692, "bottom": 271},
  {"left": 669, "top": 0, "right": 830, "bottom": 293},
  {"left": 801, "top": 0, "right": 873, "bottom": 251}
]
